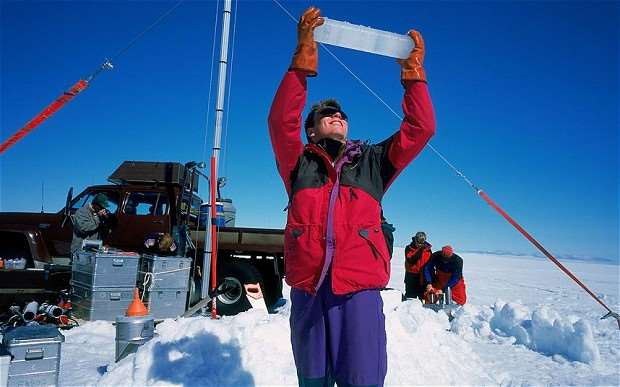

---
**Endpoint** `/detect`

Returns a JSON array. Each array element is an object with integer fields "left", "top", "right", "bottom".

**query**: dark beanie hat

[{"left": 93, "top": 193, "right": 109, "bottom": 209}]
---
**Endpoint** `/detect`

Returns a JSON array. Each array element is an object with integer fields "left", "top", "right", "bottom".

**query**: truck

[{"left": 0, "top": 161, "right": 285, "bottom": 316}]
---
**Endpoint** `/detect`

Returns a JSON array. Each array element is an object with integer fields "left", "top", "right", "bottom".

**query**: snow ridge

[{"left": 451, "top": 301, "right": 600, "bottom": 363}]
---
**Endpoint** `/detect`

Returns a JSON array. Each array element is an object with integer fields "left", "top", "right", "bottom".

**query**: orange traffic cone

[{"left": 126, "top": 288, "right": 149, "bottom": 317}]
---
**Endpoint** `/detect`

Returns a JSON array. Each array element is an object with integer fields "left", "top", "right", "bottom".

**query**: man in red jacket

[
  {"left": 268, "top": 7, "right": 435, "bottom": 387},
  {"left": 404, "top": 231, "right": 433, "bottom": 300}
]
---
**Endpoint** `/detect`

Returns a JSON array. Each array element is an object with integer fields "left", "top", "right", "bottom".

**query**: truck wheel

[
  {"left": 215, "top": 261, "right": 263, "bottom": 316},
  {"left": 188, "top": 276, "right": 202, "bottom": 307}
]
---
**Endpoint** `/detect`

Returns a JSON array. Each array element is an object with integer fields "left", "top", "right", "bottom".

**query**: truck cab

[
  {"left": 0, "top": 161, "right": 284, "bottom": 316},
  {"left": 0, "top": 162, "right": 200, "bottom": 267}
]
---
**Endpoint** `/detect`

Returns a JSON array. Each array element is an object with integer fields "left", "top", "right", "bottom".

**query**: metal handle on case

[
  {"left": 110, "top": 292, "right": 121, "bottom": 301},
  {"left": 112, "top": 259, "right": 124, "bottom": 267},
  {"left": 25, "top": 348, "right": 44, "bottom": 360}
]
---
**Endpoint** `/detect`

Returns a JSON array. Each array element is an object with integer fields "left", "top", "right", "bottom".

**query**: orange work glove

[
  {"left": 289, "top": 6, "right": 324, "bottom": 76},
  {"left": 397, "top": 30, "right": 426, "bottom": 83}
]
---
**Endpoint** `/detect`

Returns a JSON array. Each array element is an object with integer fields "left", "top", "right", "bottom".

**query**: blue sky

[{"left": 1, "top": 1, "right": 618, "bottom": 261}]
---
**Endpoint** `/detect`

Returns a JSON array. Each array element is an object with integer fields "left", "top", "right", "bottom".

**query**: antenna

[{"left": 41, "top": 180, "right": 45, "bottom": 213}]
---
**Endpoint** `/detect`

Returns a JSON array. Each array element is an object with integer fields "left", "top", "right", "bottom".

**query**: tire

[
  {"left": 188, "top": 276, "right": 202, "bottom": 307},
  {"left": 215, "top": 261, "right": 263, "bottom": 316}
]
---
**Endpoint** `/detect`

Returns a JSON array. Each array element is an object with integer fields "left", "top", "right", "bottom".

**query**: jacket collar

[{"left": 306, "top": 139, "right": 362, "bottom": 165}]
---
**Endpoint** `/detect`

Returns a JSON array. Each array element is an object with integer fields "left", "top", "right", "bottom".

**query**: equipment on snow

[{"left": 423, "top": 287, "right": 459, "bottom": 320}]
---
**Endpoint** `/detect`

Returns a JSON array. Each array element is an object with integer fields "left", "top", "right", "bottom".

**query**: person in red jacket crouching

[
  {"left": 424, "top": 245, "right": 467, "bottom": 305},
  {"left": 268, "top": 6, "right": 435, "bottom": 387},
  {"left": 404, "top": 231, "right": 433, "bottom": 300}
]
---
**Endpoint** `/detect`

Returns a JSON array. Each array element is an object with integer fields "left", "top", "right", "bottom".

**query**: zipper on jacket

[
  {"left": 358, "top": 229, "right": 384, "bottom": 261},
  {"left": 349, "top": 187, "right": 358, "bottom": 201}
]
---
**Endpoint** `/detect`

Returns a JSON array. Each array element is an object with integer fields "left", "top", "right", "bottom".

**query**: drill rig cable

[{"left": 0, "top": 0, "right": 186, "bottom": 155}]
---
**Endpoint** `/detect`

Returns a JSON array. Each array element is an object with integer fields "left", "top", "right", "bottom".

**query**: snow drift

[
  {"left": 57, "top": 251, "right": 619, "bottom": 386},
  {"left": 96, "top": 293, "right": 494, "bottom": 386},
  {"left": 451, "top": 300, "right": 600, "bottom": 363}
]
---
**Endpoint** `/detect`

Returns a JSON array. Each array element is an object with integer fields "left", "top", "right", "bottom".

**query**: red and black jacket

[
  {"left": 268, "top": 70, "right": 435, "bottom": 295},
  {"left": 405, "top": 241, "right": 432, "bottom": 273}
]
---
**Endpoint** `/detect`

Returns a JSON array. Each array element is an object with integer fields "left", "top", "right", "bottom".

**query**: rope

[
  {"left": 88, "top": 0, "right": 186, "bottom": 82},
  {"left": 139, "top": 267, "right": 191, "bottom": 293},
  {"left": 270, "top": 0, "right": 620, "bottom": 328},
  {"left": 110, "top": 0, "right": 185, "bottom": 63},
  {"left": 1, "top": 1, "right": 185, "bottom": 155},
  {"left": 0, "top": 80, "right": 88, "bottom": 154},
  {"left": 141, "top": 273, "right": 153, "bottom": 302}
]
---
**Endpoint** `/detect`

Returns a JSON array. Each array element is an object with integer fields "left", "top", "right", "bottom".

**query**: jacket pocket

[
  {"left": 332, "top": 224, "right": 391, "bottom": 292},
  {"left": 284, "top": 224, "right": 324, "bottom": 288},
  {"left": 358, "top": 227, "right": 388, "bottom": 261}
]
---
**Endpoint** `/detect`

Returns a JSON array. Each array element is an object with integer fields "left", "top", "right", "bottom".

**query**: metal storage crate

[
  {"left": 71, "top": 284, "right": 134, "bottom": 321},
  {"left": 138, "top": 255, "right": 191, "bottom": 290},
  {"left": 72, "top": 251, "right": 140, "bottom": 289},
  {"left": 141, "top": 288, "right": 188, "bottom": 319},
  {"left": 2, "top": 325, "right": 64, "bottom": 387},
  {"left": 0, "top": 345, "right": 10, "bottom": 387}
]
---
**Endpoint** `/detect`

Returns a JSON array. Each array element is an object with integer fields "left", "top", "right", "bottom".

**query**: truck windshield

[
  {"left": 123, "top": 192, "right": 169, "bottom": 216},
  {"left": 70, "top": 190, "right": 119, "bottom": 214}
]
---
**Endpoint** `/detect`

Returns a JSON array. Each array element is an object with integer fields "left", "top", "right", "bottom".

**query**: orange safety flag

[{"left": 0, "top": 79, "right": 89, "bottom": 154}]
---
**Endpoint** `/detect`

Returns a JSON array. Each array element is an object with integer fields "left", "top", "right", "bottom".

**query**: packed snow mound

[
  {"left": 98, "top": 309, "right": 296, "bottom": 386},
  {"left": 451, "top": 301, "right": 601, "bottom": 363},
  {"left": 58, "top": 252, "right": 619, "bottom": 386},
  {"left": 96, "top": 293, "right": 493, "bottom": 386},
  {"left": 60, "top": 321, "right": 117, "bottom": 386},
  {"left": 386, "top": 299, "right": 493, "bottom": 385}
]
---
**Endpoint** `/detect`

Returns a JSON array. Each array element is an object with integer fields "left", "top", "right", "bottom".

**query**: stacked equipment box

[
  {"left": 138, "top": 254, "right": 191, "bottom": 319},
  {"left": 71, "top": 250, "right": 140, "bottom": 320},
  {"left": 1, "top": 325, "right": 64, "bottom": 387},
  {"left": 0, "top": 345, "right": 9, "bottom": 387}
]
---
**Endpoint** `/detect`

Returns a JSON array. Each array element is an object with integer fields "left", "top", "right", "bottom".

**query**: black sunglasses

[{"left": 317, "top": 107, "right": 348, "bottom": 121}]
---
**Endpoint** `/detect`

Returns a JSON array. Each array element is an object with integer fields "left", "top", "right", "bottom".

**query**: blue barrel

[
  {"left": 199, "top": 203, "right": 225, "bottom": 227},
  {"left": 218, "top": 198, "right": 236, "bottom": 227}
]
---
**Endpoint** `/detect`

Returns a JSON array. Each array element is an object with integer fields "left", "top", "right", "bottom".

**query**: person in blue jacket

[{"left": 423, "top": 246, "right": 467, "bottom": 304}]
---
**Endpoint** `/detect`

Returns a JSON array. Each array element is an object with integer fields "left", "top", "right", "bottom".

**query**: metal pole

[
  {"left": 212, "top": 0, "right": 232, "bottom": 169},
  {"left": 201, "top": 0, "right": 233, "bottom": 303},
  {"left": 209, "top": 157, "right": 219, "bottom": 318}
]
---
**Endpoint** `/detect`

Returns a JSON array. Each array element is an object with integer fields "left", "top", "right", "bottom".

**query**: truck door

[
  {"left": 45, "top": 188, "right": 120, "bottom": 258},
  {"left": 112, "top": 191, "right": 171, "bottom": 252}
]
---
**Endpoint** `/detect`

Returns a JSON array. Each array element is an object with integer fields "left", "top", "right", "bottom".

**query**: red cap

[{"left": 441, "top": 245, "right": 453, "bottom": 258}]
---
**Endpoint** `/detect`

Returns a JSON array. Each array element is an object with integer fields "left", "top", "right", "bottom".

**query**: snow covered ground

[{"left": 59, "top": 249, "right": 620, "bottom": 386}]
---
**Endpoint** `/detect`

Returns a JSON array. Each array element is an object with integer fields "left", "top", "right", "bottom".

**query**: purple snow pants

[{"left": 290, "top": 276, "right": 387, "bottom": 387}]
